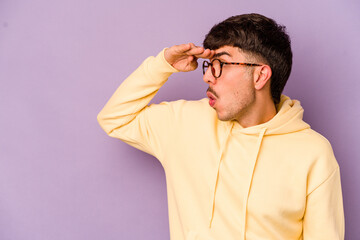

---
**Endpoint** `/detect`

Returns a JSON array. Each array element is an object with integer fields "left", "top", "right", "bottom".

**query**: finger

[
  {"left": 194, "top": 48, "right": 210, "bottom": 58},
  {"left": 185, "top": 45, "right": 205, "bottom": 56},
  {"left": 189, "top": 42, "right": 196, "bottom": 49},
  {"left": 195, "top": 49, "right": 215, "bottom": 59},
  {"left": 171, "top": 43, "right": 192, "bottom": 54},
  {"left": 206, "top": 49, "right": 215, "bottom": 59},
  {"left": 188, "top": 42, "right": 203, "bottom": 50}
]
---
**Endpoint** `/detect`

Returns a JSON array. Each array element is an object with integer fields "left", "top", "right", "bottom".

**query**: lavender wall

[{"left": 1, "top": 0, "right": 359, "bottom": 239}]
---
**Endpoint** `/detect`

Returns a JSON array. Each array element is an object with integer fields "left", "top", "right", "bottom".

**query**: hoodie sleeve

[
  {"left": 302, "top": 166, "right": 345, "bottom": 239},
  {"left": 97, "top": 49, "right": 179, "bottom": 164}
]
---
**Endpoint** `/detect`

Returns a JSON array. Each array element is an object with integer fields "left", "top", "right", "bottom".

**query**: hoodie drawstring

[
  {"left": 241, "top": 127, "right": 267, "bottom": 239},
  {"left": 209, "top": 123, "right": 233, "bottom": 228},
  {"left": 208, "top": 126, "right": 268, "bottom": 233}
]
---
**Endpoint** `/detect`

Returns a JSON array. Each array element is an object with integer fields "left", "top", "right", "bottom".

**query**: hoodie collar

[{"left": 232, "top": 94, "right": 310, "bottom": 135}]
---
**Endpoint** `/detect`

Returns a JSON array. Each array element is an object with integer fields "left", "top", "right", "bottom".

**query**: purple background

[{"left": 1, "top": 0, "right": 359, "bottom": 239}]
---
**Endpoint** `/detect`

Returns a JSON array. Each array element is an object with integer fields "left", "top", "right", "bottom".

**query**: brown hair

[{"left": 203, "top": 13, "right": 292, "bottom": 104}]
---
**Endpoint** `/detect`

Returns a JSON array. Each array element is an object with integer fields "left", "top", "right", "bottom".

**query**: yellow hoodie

[{"left": 97, "top": 49, "right": 344, "bottom": 240}]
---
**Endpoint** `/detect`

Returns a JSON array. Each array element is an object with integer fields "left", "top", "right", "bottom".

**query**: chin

[{"left": 216, "top": 112, "right": 233, "bottom": 122}]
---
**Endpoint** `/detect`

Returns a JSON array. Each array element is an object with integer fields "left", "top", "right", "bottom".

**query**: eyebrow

[{"left": 213, "top": 51, "right": 232, "bottom": 58}]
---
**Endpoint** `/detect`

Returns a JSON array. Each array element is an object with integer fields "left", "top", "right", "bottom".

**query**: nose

[{"left": 203, "top": 67, "right": 217, "bottom": 85}]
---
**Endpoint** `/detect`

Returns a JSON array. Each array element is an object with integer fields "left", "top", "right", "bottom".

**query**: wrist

[
  {"left": 164, "top": 48, "right": 174, "bottom": 66},
  {"left": 159, "top": 48, "right": 179, "bottom": 73}
]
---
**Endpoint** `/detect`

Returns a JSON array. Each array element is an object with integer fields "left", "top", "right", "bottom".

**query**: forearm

[{"left": 97, "top": 48, "right": 179, "bottom": 136}]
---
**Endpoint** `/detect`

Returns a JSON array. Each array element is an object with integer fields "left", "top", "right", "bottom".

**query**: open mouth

[{"left": 206, "top": 91, "right": 217, "bottom": 107}]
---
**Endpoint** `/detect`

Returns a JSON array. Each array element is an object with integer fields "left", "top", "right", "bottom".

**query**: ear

[{"left": 254, "top": 65, "right": 272, "bottom": 90}]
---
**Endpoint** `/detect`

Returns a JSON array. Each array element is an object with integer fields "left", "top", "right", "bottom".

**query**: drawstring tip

[{"left": 209, "top": 217, "right": 213, "bottom": 228}]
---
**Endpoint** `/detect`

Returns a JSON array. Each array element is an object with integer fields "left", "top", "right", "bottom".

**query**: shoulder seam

[{"left": 306, "top": 166, "right": 339, "bottom": 196}]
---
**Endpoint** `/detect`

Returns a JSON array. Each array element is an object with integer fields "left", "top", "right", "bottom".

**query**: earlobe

[{"left": 254, "top": 65, "right": 271, "bottom": 90}]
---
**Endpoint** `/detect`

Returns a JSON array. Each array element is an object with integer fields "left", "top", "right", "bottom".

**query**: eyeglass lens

[{"left": 203, "top": 60, "right": 221, "bottom": 78}]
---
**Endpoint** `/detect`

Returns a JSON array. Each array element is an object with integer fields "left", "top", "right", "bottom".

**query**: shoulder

[
  {"left": 299, "top": 128, "right": 335, "bottom": 155},
  {"left": 298, "top": 128, "right": 340, "bottom": 194},
  {"left": 293, "top": 128, "right": 338, "bottom": 168}
]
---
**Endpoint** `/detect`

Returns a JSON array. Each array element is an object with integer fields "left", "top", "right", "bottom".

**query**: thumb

[
  {"left": 187, "top": 55, "right": 194, "bottom": 62},
  {"left": 188, "top": 55, "right": 199, "bottom": 70}
]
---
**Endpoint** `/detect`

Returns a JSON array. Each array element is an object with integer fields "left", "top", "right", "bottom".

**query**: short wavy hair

[{"left": 203, "top": 13, "right": 292, "bottom": 104}]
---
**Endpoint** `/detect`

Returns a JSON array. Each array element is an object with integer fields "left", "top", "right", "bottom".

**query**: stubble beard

[{"left": 217, "top": 86, "right": 256, "bottom": 122}]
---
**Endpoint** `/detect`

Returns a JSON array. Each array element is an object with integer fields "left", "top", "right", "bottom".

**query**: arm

[
  {"left": 97, "top": 44, "right": 214, "bottom": 162},
  {"left": 302, "top": 167, "right": 345, "bottom": 239},
  {"left": 97, "top": 49, "right": 177, "bottom": 159}
]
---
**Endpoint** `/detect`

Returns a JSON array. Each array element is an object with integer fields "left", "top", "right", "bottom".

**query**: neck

[{"left": 236, "top": 94, "right": 277, "bottom": 128}]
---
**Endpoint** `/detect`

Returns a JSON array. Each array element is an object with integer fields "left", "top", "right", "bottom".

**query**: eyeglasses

[{"left": 202, "top": 59, "right": 262, "bottom": 78}]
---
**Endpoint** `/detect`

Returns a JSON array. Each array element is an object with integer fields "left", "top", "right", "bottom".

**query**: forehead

[{"left": 213, "top": 46, "right": 247, "bottom": 60}]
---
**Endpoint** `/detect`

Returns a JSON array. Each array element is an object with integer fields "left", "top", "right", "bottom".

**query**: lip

[{"left": 206, "top": 91, "right": 217, "bottom": 107}]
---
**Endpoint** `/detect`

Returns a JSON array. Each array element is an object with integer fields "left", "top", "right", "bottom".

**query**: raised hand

[{"left": 164, "top": 43, "right": 215, "bottom": 72}]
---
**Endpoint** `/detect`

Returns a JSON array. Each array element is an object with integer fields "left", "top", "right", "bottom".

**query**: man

[{"left": 97, "top": 13, "right": 344, "bottom": 239}]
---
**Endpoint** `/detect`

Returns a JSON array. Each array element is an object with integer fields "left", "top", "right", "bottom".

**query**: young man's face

[{"left": 203, "top": 45, "right": 257, "bottom": 122}]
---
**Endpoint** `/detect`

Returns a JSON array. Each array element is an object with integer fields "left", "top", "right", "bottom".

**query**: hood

[
  {"left": 208, "top": 94, "right": 311, "bottom": 230},
  {"left": 232, "top": 94, "right": 310, "bottom": 135}
]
